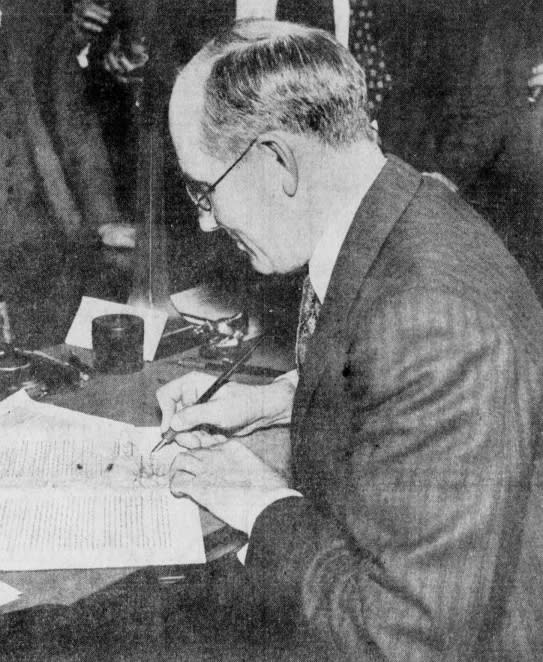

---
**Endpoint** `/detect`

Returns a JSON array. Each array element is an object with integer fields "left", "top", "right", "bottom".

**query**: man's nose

[{"left": 198, "top": 209, "right": 220, "bottom": 233}]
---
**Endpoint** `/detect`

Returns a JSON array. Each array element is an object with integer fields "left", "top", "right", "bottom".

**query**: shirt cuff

[
  {"left": 236, "top": 543, "right": 249, "bottom": 565},
  {"left": 273, "top": 368, "right": 299, "bottom": 389}
]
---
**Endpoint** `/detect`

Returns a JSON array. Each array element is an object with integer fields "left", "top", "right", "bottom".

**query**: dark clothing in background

[
  {"left": 437, "top": 2, "right": 543, "bottom": 301},
  {"left": 378, "top": 0, "right": 493, "bottom": 171},
  {"left": 0, "top": 1, "right": 144, "bottom": 346},
  {"left": 0, "top": 3, "right": 88, "bottom": 347}
]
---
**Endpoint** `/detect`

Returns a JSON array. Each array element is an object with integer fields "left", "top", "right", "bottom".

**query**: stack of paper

[{"left": 0, "top": 391, "right": 205, "bottom": 571}]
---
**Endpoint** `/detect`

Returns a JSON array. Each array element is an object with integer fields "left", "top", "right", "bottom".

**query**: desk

[{"left": 0, "top": 338, "right": 293, "bottom": 659}]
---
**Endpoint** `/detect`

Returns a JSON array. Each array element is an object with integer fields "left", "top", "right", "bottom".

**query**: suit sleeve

[{"left": 245, "top": 290, "right": 535, "bottom": 661}]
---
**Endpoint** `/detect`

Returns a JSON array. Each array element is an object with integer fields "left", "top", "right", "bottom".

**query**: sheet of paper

[
  {"left": 65, "top": 296, "right": 168, "bottom": 361},
  {"left": 0, "top": 391, "right": 129, "bottom": 487},
  {"left": 0, "top": 581, "right": 21, "bottom": 607},
  {"left": 0, "top": 389, "right": 131, "bottom": 436},
  {"left": 0, "top": 391, "right": 205, "bottom": 570},
  {"left": 0, "top": 387, "right": 35, "bottom": 415},
  {"left": 0, "top": 487, "right": 204, "bottom": 570}
]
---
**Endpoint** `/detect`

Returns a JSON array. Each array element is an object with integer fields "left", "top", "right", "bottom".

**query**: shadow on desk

[{"left": 0, "top": 553, "right": 331, "bottom": 662}]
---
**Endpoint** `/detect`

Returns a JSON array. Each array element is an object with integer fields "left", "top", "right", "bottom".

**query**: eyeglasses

[{"left": 184, "top": 139, "right": 257, "bottom": 212}]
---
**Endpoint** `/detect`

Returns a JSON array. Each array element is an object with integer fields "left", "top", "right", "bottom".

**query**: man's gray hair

[{"left": 195, "top": 19, "right": 374, "bottom": 159}]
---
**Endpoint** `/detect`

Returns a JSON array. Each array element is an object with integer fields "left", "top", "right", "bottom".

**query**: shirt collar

[{"left": 308, "top": 156, "right": 387, "bottom": 303}]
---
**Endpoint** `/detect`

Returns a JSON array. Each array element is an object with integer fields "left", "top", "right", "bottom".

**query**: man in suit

[{"left": 158, "top": 19, "right": 543, "bottom": 660}]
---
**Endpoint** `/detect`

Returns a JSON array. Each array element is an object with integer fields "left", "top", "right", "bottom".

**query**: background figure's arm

[{"left": 245, "top": 291, "right": 535, "bottom": 660}]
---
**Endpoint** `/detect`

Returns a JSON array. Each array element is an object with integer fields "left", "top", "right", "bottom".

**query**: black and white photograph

[{"left": 1, "top": 1, "right": 543, "bottom": 660}]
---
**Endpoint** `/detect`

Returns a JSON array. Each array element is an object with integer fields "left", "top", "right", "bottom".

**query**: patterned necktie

[
  {"left": 348, "top": 0, "right": 392, "bottom": 118},
  {"left": 296, "top": 275, "right": 322, "bottom": 375}
]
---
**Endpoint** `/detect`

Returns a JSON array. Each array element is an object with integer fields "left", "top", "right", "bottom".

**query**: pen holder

[{"left": 92, "top": 314, "right": 144, "bottom": 374}]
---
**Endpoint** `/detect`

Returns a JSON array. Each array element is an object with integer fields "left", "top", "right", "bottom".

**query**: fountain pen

[{"left": 151, "top": 334, "right": 266, "bottom": 453}]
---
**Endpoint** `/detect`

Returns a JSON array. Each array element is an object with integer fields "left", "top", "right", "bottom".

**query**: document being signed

[{"left": 0, "top": 391, "right": 205, "bottom": 571}]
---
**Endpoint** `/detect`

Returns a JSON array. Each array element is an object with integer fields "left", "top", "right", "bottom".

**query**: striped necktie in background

[
  {"left": 296, "top": 275, "right": 321, "bottom": 376},
  {"left": 348, "top": 0, "right": 392, "bottom": 118}
]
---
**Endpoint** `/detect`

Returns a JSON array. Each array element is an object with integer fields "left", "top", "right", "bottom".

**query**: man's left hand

[{"left": 169, "top": 439, "right": 289, "bottom": 534}]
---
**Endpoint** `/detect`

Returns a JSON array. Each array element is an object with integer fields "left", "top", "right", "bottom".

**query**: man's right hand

[
  {"left": 103, "top": 34, "right": 149, "bottom": 84},
  {"left": 156, "top": 370, "right": 295, "bottom": 438},
  {"left": 528, "top": 62, "right": 543, "bottom": 104},
  {"left": 72, "top": 1, "right": 111, "bottom": 46}
]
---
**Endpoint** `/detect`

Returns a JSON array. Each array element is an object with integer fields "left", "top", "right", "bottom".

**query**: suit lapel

[{"left": 293, "top": 156, "right": 423, "bottom": 424}]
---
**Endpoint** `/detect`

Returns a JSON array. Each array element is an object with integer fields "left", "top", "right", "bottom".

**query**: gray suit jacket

[{"left": 246, "top": 156, "right": 543, "bottom": 660}]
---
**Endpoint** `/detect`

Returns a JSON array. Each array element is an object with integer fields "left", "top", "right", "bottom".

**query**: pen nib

[{"left": 151, "top": 438, "right": 166, "bottom": 454}]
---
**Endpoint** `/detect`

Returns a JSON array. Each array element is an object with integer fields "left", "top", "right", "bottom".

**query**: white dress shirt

[{"left": 278, "top": 150, "right": 386, "bottom": 395}]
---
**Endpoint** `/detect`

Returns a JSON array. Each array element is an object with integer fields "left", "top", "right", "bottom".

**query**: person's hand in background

[
  {"left": 72, "top": 0, "right": 111, "bottom": 48},
  {"left": 528, "top": 62, "right": 543, "bottom": 104},
  {"left": 103, "top": 33, "right": 149, "bottom": 84}
]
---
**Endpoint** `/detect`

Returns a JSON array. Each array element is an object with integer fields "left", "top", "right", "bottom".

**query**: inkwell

[{"left": 0, "top": 300, "right": 31, "bottom": 396}]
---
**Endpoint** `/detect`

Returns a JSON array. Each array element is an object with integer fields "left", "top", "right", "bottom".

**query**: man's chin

[{"left": 240, "top": 247, "right": 286, "bottom": 275}]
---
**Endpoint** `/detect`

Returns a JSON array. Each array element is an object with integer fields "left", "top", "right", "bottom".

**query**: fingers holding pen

[
  {"left": 166, "top": 400, "right": 230, "bottom": 436},
  {"left": 156, "top": 371, "right": 217, "bottom": 433},
  {"left": 173, "top": 430, "right": 227, "bottom": 450}
]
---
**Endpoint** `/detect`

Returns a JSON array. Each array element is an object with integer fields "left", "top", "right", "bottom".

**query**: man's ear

[{"left": 257, "top": 133, "right": 298, "bottom": 196}]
